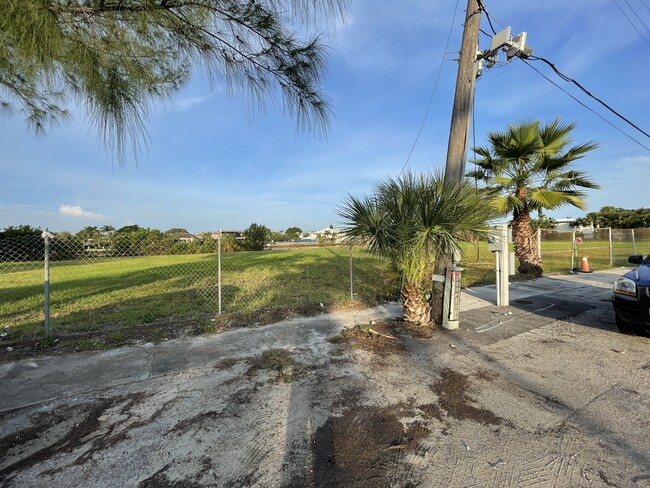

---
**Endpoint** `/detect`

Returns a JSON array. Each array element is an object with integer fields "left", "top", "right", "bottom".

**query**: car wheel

[{"left": 615, "top": 313, "right": 640, "bottom": 334}]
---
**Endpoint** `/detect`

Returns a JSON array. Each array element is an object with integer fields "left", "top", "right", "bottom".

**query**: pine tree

[{"left": 0, "top": 0, "right": 347, "bottom": 160}]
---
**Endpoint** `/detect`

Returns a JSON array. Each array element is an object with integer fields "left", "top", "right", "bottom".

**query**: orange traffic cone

[{"left": 579, "top": 254, "right": 591, "bottom": 273}]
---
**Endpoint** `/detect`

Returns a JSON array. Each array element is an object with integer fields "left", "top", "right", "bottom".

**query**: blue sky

[{"left": 1, "top": 0, "right": 649, "bottom": 233}]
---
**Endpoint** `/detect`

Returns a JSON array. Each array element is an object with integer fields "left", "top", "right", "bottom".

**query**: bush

[
  {"left": 220, "top": 234, "right": 239, "bottom": 253},
  {"left": 243, "top": 223, "right": 270, "bottom": 251}
]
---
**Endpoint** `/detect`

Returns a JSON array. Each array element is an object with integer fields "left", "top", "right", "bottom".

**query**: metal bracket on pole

[{"left": 479, "top": 26, "right": 532, "bottom": 68}]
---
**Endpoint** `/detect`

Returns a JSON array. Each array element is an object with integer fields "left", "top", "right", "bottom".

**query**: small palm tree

[
  {"left": 338, "top": 171, "right": 494, "bottom": 327},
  {"left": 469, "top": 119, "right": 599, "bottom": 276}
]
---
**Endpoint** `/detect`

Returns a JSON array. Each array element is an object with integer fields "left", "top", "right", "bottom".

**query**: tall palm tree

[
  {"left": 100, "top": 225, "right": 115, "bottom": 236},
  {"left": 338, "top": 171, "right": 494, "bottom": 327},
  {"left": 469, "top": 119, "right": 599, "bottom": 276}
]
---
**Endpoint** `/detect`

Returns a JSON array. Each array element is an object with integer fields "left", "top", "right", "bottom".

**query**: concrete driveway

[{"left": 1, "top": 269, "right": 649, "bottom": 487}]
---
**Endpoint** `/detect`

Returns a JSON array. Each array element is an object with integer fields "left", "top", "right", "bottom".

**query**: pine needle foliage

[{"left": 0, "top": 0, "right": 348, "bottom": 161}]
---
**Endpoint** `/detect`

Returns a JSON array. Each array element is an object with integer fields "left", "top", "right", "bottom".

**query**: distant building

[
  {"left": 313, "top": 227, "right": 345, "bottom": 243},
  {"left": 174, "top": 232, "right": 197, "bottom": 243},
  {"left": 210, "top": 230, "right": 245, "bottom": 240},
  {"left": 553, "top": 218, "right": 594, "bottom": 233}
]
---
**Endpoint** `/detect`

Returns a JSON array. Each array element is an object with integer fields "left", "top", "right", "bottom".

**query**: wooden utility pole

[
  {"left": 443, "top": 0, "right": 482, "bottom": 186},
  {"left": 431, "top": 0, "right": 482, "bottom": 325}
]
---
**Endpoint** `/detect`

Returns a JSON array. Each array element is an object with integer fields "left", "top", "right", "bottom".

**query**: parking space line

[{"left": 476, "top": 304, "right": 555, "bottom": 333}]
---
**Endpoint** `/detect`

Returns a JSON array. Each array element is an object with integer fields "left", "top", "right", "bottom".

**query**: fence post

[
  {"left": 349, "top": 245, "right": 354, "bottom": 301},
  {"left": 632, "top": 228, "right": 636, "bottom": 255},
  {"left": 609, "top": 227, "right": 613, "bottom": 266},
  {"left": 537, "top": 228, "right": 541, "bottom": 260},
  {"left": 218, "top": 229, "right": 222, "bottom": 316},
  {"left": 42, "top": 230, "right": 52, "bottom": 336},
  {"left": 571, "top": 230, "right": 576, "bottom": 271}
]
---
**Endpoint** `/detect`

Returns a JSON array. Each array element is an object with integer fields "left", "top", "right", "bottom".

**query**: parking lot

[{"left": 1, "top": 269, "right": 649, "bottom": 487}]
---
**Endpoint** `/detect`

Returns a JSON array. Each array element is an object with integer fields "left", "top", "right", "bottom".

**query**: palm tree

[
  {"left": 469, "top": 119, "right": 599, "bottom": 276},
  {"left": 100, "top": 225, "right": 115, "bottom": 236},
  {"left": 338, "top": 171, "right": 494, "bottom": 327}
]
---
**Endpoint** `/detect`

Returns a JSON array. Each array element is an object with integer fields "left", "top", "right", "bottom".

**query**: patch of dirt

[
  {"left": 473, "top": 368, "right": 499, "bottom": 382},
  {"left": 399, "top": 320, "right": 439, "bottom": 339},
  {"left": 166, "top": 387, "right": 255, "bottom": 436},
  {"left": 139, "top": 460, "right": 210, "bottom": 488},
  {"left": 2, "top": 301, "right": 393, "bottom": 362},
  {"left": 246, "top": 348, "right": 308, "bottom": 383},
  {"left": 0, "top": 392, "right": 155, "bottom": 482},
  {"left": 310, "top": 404, "right": 432, "bottom": 487},
  {"left": 430, "top": 368, "right": 506, "bottom": 426},
  {"left": 1, "top": 319, "right": 208, "bottom": 361},
  {"left": 341, "top": 321, "right": 405, "bottom": 355}
]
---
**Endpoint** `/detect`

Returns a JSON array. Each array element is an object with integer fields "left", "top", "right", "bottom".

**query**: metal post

[
  {"left": 537, "top": 228, "right": 542, "bottom": 260},
  {"left": 609, "top": 227, "right": 613, "bottom": 266},
  {"left": 43, "top": 230, "right": 51, "bottom": 336},
  {"left": 495, "top": 251, "right": 502, "bottom": 306},
  {"left": 349, "top": 245, "right": 354, "bottom": 301},
  {"left": 571, "top": 230, "right": 576, "bottom": 271},
  {"left": 498, "top": 225, "right": 509, "bottom": 306},
  {"left": 632, "top": 228, "right": 636, "bottom": 255},
  {"left": 218, "top": 229, "right": 222, "bottom": 315}
]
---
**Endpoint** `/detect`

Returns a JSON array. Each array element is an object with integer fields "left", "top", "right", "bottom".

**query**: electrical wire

[
  {"left": 476, "top": 0, "right": 497, "bottom": 35},
  {"left": 520, "top": 58, "right": 650, "bottom": 152},
  {"left": 398, "top": 0, "right": 459, "bottom": 176},
  {"left": 622, "top": 0, "right": 650, "bottom": 36},
  {"left": 526, "top": 54, "right": 650, "bottom": 140},
  {"left": 612, "top": 0, "right": 650, "bottom": 47},
  {"left": 642, "top": 0, "right": 650, "bottom": 14},
  {"left": 476, "top": 3, "right": 650, "bottom": 142}
]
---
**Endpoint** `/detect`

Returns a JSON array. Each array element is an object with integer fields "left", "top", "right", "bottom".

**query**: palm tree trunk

[
  {"left": 402, "top": 282, "right": 432, "bottom": 327},
  {"left": 512, "top": 210, "right": 543, "bottom": 276},
  {"left": 429, "top": 256, "right": 449, "bottom": 326}
]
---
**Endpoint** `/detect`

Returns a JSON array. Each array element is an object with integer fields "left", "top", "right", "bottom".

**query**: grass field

[{"left": 1, "top": 239, "right": 646, "bottom": 345}]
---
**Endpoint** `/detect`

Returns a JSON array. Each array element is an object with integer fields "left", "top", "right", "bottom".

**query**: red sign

[{"left": 575, "top": 237, "right": 583, "bottom": 244}]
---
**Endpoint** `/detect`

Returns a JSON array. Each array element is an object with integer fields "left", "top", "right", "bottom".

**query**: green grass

[
  {"left": 0, "top": 248, "right": 393, "bottom": 336},
  {"left": 1, "top": 239, "right": 645, "bottom": 338}
]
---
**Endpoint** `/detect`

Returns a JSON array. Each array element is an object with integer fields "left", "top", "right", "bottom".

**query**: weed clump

[{"left": 247, "top": 348, "right": 305, "bottom": 383}]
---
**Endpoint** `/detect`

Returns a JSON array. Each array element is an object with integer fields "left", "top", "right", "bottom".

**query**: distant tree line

[
  {"left": 0, "top": 223, "right": 304, "bottom": 261},
  {"left": 572, "top": 206, "right": 650, "bottom": 229}
]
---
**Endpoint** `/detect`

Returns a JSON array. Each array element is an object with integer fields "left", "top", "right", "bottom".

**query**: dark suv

[{"left": 612, "top": 254, "right": 650, "bottom": 335}]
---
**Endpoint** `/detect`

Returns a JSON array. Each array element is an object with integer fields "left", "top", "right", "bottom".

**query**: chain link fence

[
  {"left": 539, "top": 228, "right": 650, "bottom": 271},
  {"left": 3, "top": 227, "right": 649, "bottom": 339},
  {"left": 0, "top": 232, "right": 396, "bottom": 337}
]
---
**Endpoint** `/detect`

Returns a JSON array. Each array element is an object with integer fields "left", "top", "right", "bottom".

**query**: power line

[
  {"left": 642, "top": 0, "right": 650, "bottom": 14},
  {"left": 520, "top": 58, "right": 650, "bottom": 152},
  {"left": 527, "top": 55, "right": 650, "bottom": 140},
  {"left": 474, "top": 2, "right": 649, "bottom": 152},
  {"left": 476, "top": 0, "right": 497, "bottom": 35},
  {"left": 612, "top": 0, "right": 650, "bottom": 46},
  {"left": 622, "top": 0, "right": 650, "bottom": 36},
  {"left": 399, "top": 0, "right": 460, "bottom": 176}
]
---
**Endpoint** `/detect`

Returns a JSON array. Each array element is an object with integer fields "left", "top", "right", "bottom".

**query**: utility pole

[
  {"left": 444, "top": 0, "right": 482, "bottom": 187},
  {"left": 432, "top": 0, "right": 482, "bottom": 326},
  {"left": 433, "top": 1, "right": 530, "bottom": 326}
]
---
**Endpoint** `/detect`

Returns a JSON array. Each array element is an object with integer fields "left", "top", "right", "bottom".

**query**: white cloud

[
  {"left": 174, "top": 96, "right": 208, "bottom": 112},
  {"left": 58, "top": 205, "right": 105, "bottom": 220}
]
